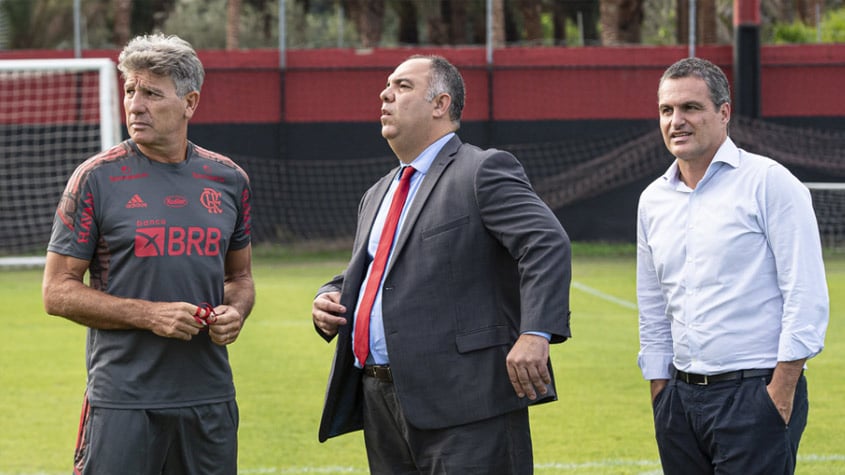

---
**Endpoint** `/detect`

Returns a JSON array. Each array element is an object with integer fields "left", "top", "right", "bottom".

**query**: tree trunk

[
  {"left": 250, "top": 0, "right": 275, "bottom": 40},
  {"left": 422, "top": 0, "right": 449, "bottom": 45},
  {"left": 348, "top": 0, "right": 385, "bottom": 48},
  {"left": 226, "top": 0, "right": 241, "bottom": 50},
  {"left": 564, "top": 0, "right": 601, "bottom": 46},
  {"left": 447, "top": 0, "right": 468, "bottom": 44},
  {"left": 676, "top": 0, "right": 717, "bottom": 45},
  {"left": 151, "top": 0, "right": 177, "bottom": 31},
  {"left": 470, "top": 0, "right": 486, "bottom": 44},
  {"left": 492, "top": 0, "right": 505, "bottom": 47},
  {"left": 796, "top": 0, "right": 824, "bottom": 26},
  {"left": 768, "top": 0, "right": 794, "bottom": 23},
  {"left": 113, "top": 0, "right": 132, "bottom": 47},
  {"left": 552, "top": 0, "right": 568, "bottom": 45},
  {"left": 600, "top": 0, "right": 644, "bottom": 45},
  {"left": 516, "top": 0, "right": 543, "bottom": 44},
  {"left": 394, "top": 0, "right": 418, "bottom": 44}
]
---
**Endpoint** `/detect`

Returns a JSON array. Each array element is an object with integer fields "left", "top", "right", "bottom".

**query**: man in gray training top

[{"left": 42, "top": 33, "right": 254, "bottom": 475}]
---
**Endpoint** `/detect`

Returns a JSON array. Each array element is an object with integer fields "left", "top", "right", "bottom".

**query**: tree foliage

[
  {"left": 1, "top": 0, "right": 843, "bottom": 51},
  {"left": 772, "top": 5, "right": 845, "bottom": 43}
]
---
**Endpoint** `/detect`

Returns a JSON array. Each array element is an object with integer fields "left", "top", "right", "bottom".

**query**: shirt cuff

[
  {"left": 523, "top": 331, "right": 551, "bottom": 341},
  {"left": 637, "top": 352, "right": 674, "bottom": 380}
]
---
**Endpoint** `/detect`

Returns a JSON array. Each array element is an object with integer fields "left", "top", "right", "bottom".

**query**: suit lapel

[
  {"left": 385, "top": 136, "right": 461, "bottom": 275},
  {"left": 360, "top": 170, "right": 397, "bottom": 248},
  {"left": 343, "top": 169, "right": 398, "bottom": 307}
]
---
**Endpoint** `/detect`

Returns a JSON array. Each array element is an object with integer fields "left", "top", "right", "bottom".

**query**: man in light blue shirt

[
  {"left": 311, "top": 55, "right": 571, "bottom": 473},
  {"left": 637, "top": 57, "right": 829, "bottom": 474},
  {"left": 354, "top": 132, "right": 446, "bottom": 366}
]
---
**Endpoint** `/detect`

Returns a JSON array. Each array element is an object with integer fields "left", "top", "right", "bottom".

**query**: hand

[
  {"left": 766, "top": 359, "right": 805, "bottom": 424},
  {"left": 650, "top": 379, "right": 668, "bottom": 404},
  {"left": 312, "top": 292, "right": 347, "bottom": 337},
  {"left": 506, "top": 334, "right": 551, "bottom": 400},
  {"left": 766, "top": 384, "right": 793, "bottom": 424},
  {"left": 148, "top": 302, "right": 206, "bottom": 341},
  {"left": 207, "top": 304, "right": 244, "bottom": 346}
]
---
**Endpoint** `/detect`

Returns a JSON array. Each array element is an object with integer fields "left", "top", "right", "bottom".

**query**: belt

[
  {"left": 674, "top": 368, "right": 773, "bottom": 386},
  {"left": 362, "top": 364, "right": 393, "bottom": 383}
]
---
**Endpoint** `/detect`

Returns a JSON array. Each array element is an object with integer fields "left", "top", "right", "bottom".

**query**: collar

[
  {"left": 662, "top": 137, "right": 739, "bottom": 189},
  {"left": 399, "top": 132, "right": 455, "bottom": 176}
]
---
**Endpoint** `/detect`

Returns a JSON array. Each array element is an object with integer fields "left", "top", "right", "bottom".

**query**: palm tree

[
  {"left": 114, "top": 0, "right": 132, "bottom": 47},
  {"left": 0, "top": 0, "right": 72, "bottom": 48},
  {"left": 227, "top": 0, "right": 242, "bottom": 49},
  {"left": 796, "top": 0, "right": 824, "bottom": 26},
  {"left": 516, "top": 0, "right": 544, "bottom": 43},
  {"left": 347, "top": 0, "right": 385, "bottom": 48},
  {"left": 600, "top": 0, "right": 645, "bottom": 44},
  {"left": 676, "top": 0, "right": 717, "bottom": 45}
]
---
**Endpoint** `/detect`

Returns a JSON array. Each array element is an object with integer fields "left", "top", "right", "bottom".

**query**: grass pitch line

[
  {"left": 232, "top": 453, "right": 845, "bottom": 473},
  {"left": 4, "top": 454, "right": 844, "bottom": 475},
  {"left": 240, "top": 468, "right": 366, "bottom": 474},
  {"left": 535, "top": 459, "right": 659, "bottom": 471},
  {"left": 572, "top": 281, "right": 638, "bottom": 310}
]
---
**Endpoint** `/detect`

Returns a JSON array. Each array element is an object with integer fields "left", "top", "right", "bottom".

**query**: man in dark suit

[{"left": 311, "top": 55, "right": 571, "bottom": 474}]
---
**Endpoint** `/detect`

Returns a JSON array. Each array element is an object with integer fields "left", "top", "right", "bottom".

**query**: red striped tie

[{"left": 354, "top": 166, "right": 416, "bottom": 366}]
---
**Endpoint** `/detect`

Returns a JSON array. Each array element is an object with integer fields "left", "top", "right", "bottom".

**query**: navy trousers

[{"left": 653, "top": 373, "right": 808, "bottom": 475}]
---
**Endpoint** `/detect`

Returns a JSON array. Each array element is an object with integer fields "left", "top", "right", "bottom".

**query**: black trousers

[
  {"left": 653, "top": 373, "right": 808, "bottom": 475},
  {"left": 361, "top": 375, "right": 534, "bottom": 475}
]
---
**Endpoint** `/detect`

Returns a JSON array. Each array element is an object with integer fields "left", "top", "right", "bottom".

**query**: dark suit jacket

[{"left": 316, "top": 135, "right": 571, "bottom": 442}]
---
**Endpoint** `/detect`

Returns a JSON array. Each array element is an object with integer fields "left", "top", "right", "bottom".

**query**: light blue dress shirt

[
  {"left": 636, "top": 137, "right": 829, "bottom": 380},
  {"left": 353, "top": 133, "right": 453, "bottom": 367}
]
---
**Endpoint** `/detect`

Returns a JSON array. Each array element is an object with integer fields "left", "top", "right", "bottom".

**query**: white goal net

[
  {"left": 0, "top": 58, "right": 120, "bottom": 265},
  {"left": 806, "top": 182, "right": 845, "bottom": 250}
]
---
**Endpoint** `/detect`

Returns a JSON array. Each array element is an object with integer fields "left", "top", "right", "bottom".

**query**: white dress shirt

[{"left": 637, "top": 137, "right": 829, "bottom": 380}]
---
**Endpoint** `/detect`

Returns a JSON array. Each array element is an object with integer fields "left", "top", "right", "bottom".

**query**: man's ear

[
  {"left": 432, "top": 92, "right": 452, "bottom": 119},
  {"left": 719, "top": 101, "right": 731, "bottom": 125},
  {"left": 184, "top": 91, "right": 200, "bottom": 119}
]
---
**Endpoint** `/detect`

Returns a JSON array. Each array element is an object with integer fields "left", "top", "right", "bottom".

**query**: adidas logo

[{"left": 125, "top": 194, "right": 148, "bottom": 209}]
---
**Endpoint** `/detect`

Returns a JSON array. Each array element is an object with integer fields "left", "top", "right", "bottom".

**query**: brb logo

[{"left": 135, "top": 225, "right": 222, "bottom": 257}]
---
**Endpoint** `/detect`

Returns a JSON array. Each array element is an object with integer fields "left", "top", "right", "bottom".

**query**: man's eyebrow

[
  {"left": 389, "top": 76, "right": 412, "bottom": 86},
  {"left": 659, "top": 100, "right": 705, "bottom": 108},
  {"left": 128, "top": 82, "right": 165, "bottom": 95}
]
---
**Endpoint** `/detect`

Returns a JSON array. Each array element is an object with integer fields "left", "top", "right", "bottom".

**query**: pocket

[
  {"left": 225, "top": 400, "right": 240, "bottom": 430},
  {"left": 455, "top": 325, "right": 512, "bottom": 353},
  {"left": 652, "top": 383, "right": 668, "bottom": 410},
  {"left": 757, "top": 379, "right": 788, "bottom": 427},
  {"left": 421, "top": 215, "right": 470, "bottom": 240},
  {"left": 651, "top": 382, "right": 674, "bottom": 434},
  {"left": 651, "top": 381, "right": 674, "bottom": 420}
]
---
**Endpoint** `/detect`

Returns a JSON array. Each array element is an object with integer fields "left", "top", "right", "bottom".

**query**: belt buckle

[
  {"left": 695, "top": 374, "right": 709, "bottom": 386},
  {"left": 365, "top": 365, "right": 392, "bottom": 382}
]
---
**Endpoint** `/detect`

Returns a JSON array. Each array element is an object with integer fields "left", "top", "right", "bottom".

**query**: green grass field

[{"left": 1, "top": 244, "right": 843, "bottom": 474}]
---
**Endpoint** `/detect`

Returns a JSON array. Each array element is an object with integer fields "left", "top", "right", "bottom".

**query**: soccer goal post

[
  {"left": 0, "top": 58, "right": 121, "bottom": 266},
  {"left": 806, "top": 182, "right": 845, "bottom": 250}
]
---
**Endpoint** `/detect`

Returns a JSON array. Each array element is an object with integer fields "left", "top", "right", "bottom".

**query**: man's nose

[
  {"left": 671, "top": 111, "right": 685, "bottom": 126},
  {"left": 125, "top": 94, "right": 145, "bottom": 113}
]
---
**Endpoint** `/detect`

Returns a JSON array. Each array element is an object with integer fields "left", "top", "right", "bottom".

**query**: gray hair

[
  {"left": 409, "top": 54, "right": 465, "bottom": 124},
  {"left": 118, "top": 33, "right": 204, "bottom": 98},
  {"left": 659, "top": 57, "right": 731, "bottom": 109}
]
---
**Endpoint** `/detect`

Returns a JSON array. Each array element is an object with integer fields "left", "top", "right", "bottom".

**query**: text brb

[{"left": 135, "top": 226, "right": 222, "bottom": 257}]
